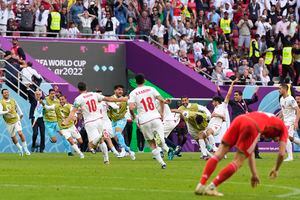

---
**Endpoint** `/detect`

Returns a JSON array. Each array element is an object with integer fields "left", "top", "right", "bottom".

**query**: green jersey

[
  {"left": 44, "top": 96, "right": 59, "bottom": 122},
  {"left": 183, "top": 111, "right": 207, "bottom": 132},
  {"left": 108, "top": 95, "right": 127, "bottom": 122},
  {"left": 1, "top": 99, "right": 19, "bottom": 124},
  {"left": 55, "top": 103, "right": 73, "bottom": 129}
]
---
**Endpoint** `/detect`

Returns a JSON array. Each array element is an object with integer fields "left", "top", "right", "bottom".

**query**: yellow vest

[
  {"left": 50, "top": 12, "right": 61, "bottom": 31},
  {"left": 220, "top": 18, "right": 231, "bottom": 34},
  {"left": 184, "top": 111, "right": 208, "bottom": 132},
  {"left": 264, "top": 47, "right": 275, "bottom": 65},
  {"left": 178, "top": 103, "right": 199, "bottom": 112},
  {"left": 282, "top": 47, "right": 293, "bottom": 65},
  {"left": 249, "top": 39, "right": 260, "bottom": 58},
  {"left": 181, "top": 6, "right": 191, "bottom": 18},
  {"left": 1, "top": 99, "right": 19, "bottom": 124}
]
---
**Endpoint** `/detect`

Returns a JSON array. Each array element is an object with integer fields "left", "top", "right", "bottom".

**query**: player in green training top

[
  {"left": 40, "top": 89, "right": 72, "bottom": 156},
  {"left": 0, "top": 89, "right": 31, "bottom": 156},
  {"left": 54, "top": 95, "right": 84, "bottom": 159},
  {"left": 108, "top": 85, "right": 134, "bottom": 157},
  {"left": 172, "top": 109, "right": 211, "bottom": 159}
]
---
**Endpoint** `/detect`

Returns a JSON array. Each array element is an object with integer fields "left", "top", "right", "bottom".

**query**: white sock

[
  {"left": 207, "top": 135, "right": 218, "bottom": 151},
  {"left": 293, "top": 137, "right": 300, "bottom": 146},
  {"left": 15, "top": 143, "right": 22, "bottom": 151},
  {"left": 162, "top": 143, "right": 170, "bottom": 153},
  {"left": 100, "top": 142, "right": 109, "bottom": 161},
  {"left": 286, "top": 139, "right": 293, "bottom": 159},
  {"left": 111, "top": 146, "right": 119, "bottom": 155},
  {"left": 72, "top": 144, "right": 82, "bottom": 155},
  {"left": 198, "top": 139, "right": 208, "bottom": 156},
  {"left": 152, "top": 148, "right": 165, "bottom": 165},
  {"left": 22, "top": 141, "right": 29, "bottom": 151},
  {"left": 121, "top": 147, "right": 125, "bottom": 153}
]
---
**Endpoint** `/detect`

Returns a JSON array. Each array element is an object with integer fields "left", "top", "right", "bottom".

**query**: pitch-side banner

[{"left": 19, "top": 40, "right": 127, "bottom": 95}]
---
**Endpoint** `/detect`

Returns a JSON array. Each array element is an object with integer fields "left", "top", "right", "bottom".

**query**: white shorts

[
  {"left": 102, "top": 119, "right": 113, "bottom": 139},
  {"left": 163, "top": 119, "right": 180, "bottom": 137},
  {"left": 140, "top": 119, "right": 164, "bottom": 141},
  {"left": 60, "top": 125, "right": 81, "bottom": 140},
  {"left": 85, "top": 119, "right": 103, "bottom": 142},
  {"left": 285, "top": 123, "right": 295, "bottom": 137},
  {"left": 6, "top": 121, "right": 22, "bottom": 137},
  {"left": 206, "top": 122, "right": 222, "bottom": 136},
  {"left": 187, "top": 123, "right": 200, "bottom": 139}
]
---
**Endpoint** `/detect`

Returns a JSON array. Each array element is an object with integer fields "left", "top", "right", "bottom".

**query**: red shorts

[{"left": 222, "top": 115, "right": 260, "bottom": 157}]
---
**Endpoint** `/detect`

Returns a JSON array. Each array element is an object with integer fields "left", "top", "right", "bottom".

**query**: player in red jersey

[{"left": 195, "top": 111, "right": 288, "bottom": 196}]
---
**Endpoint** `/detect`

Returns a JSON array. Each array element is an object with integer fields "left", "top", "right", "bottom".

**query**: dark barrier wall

[{"left": 19, "top": 40, "right": 127, "bottom": 95}]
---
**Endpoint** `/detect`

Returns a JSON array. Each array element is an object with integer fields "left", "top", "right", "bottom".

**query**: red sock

[
  {"left": 212, "top": 162, "right": 238, "bottom": 187},
  {"left": 200, "top": 156, "right": 219, "bottom": 185}
]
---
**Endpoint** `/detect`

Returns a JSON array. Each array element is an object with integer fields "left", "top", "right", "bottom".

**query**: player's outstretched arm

[
  {"left": 103, "top": 96, "right": 128, "bottom": 102},
  {"left": 269, "top": 141, "right": 286, "bottom": 179},
  {"left": 224, "top": 78, "right": 238, "bottom": 104},
  {"left": 248, "top": 153, "right": 260, "bottom": 188}
]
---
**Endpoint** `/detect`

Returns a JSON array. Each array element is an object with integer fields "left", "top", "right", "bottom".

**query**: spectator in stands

[
  {"left": 100, "top": 11, "right": 119, "bottom": 39},
  {"left": 31, "top": 90, "right": 45, "bottom": 153},
  {"left": 69, "top": 0, "right": 84, "bottom": 28},
  {"left": 261, "top": 69, "right": 271, "bottom": 86},
  {"left": 229, "top": 53, "right": 239, "bottom": 73},
  {"left": 19, "top": 3, "right": 34, "bottom": 36},
  {"left": 237, "top": 13, "right": 253, "bottom": 56},
  {"left": 78, "top": 10, "right": 96, "bottom": 38},
  {"left": 255, "top": 15, "right": 272, "bottom": 37},
  {"left": 200, "top": 50, "right": 214, "bottom": 75},
  {"left": 48, "top": 4, "right": 61, "bottom": 37},
  {"left": 287, "top": 14, "right": 298, "bottom": 39},
  {"left": 11, "top": 38, "right": 26, "bottom": 61},
  {"left": 211, "top": 62, "right": 228, "bottom": 85},
  {"left": 7, "top": 19, "right": 18, "bottom": 36},
  {"left": 193, "top": 36, "right": 205, "bottom": 62},
  {"left": 179, "top": 34, "right": 188, "bottom": 53},
  {"left": 238, "top": 59, "right": 249, "bottom": 76},
  {"left": 34, "top": 5, "right": 49, "bottom": 37},
  {"left": 138, "top": 10, "right": 152, "bottom": 38},
  {"left": 248, "top": 0, "right": 260, "bottom": 24},
  {"left": 294, "top": 42, "right": 300, "bottom": 85},
  {"left": 275, "top": 15, "right": 289, "bottom": 37},
  {"left": 93, "top": 24, "right": 101, "bottom": 39},
  {"left": 59, "top": 7, "right": 69, "bottom": 38},
  {"left": 114, "top": 0, "right": 128, "bottom": 35},
  {"left": 168, "top": 37, "right": 180, "bottom": 59},
  {"left": 207, "top": 6, "right": 220, "bottom": 25},
  {"left": 87, "top": 1, "right": 99, "bottom": 31},
  {"left": 68, "top": 22, "right": 80, "bottom": 38},
  {"left": 125, "top": 16, "right": 137, "bottom": 38},
  {"left": 150, "top": 18, "right": 165, "bottom": 47},
  {"left": 127, "top": 2, "right": 139, "bottom": 22},
  {"left": 249, "top": 34, "right": 261, "bottom": 65},
  {"left": 0, "top": 2, "right": 9, "bottom": 36},
  {"left": 253, "top": 57, "right": 268, "bottom": 81},
  {"left": 280, "top": 35, "right": 294, "bottom": 83},
  {"left": 219, "top": 11, "right": 233, "bottom": 41}
]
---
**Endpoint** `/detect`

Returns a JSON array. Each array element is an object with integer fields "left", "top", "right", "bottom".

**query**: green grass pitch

[{"left": 0, "top": 153, "right": 299, "bottom": 200}]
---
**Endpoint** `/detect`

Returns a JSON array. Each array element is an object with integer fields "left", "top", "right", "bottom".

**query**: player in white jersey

[
  {"left": 156, "top": 100, "right": 182, "bottom": 156},
  {"left": 129, "top": 74, "right": 172, "bottom": 169},
  {"left": 64, "top": 82, "right": 127, "bottom": 164},
  {"left": 202, "top": 96, "right": 227, "bottom": 152},
  {"left": 279, "top": 83, "right": 300, "bottom": 162}
]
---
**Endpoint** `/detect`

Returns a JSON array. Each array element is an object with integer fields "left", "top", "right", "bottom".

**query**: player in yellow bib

[
  {"left": 41, "top": 89, "right": 73, "bottom": 156},
  {"left": 55, "top": 95, "right": 84, "bottom": 159},
  {"left": 0, "top": 89, "right": 31, "bottom": 156}
]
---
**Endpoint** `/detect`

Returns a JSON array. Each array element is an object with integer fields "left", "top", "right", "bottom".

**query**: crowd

[{"left": 0, "top": 0, "right": 300, "bottom": 85}]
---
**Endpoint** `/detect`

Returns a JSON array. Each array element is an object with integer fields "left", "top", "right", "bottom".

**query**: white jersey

[
  {"left": 99, "top": 102, "right": 109, "bottom": 121},
  {"left": 280, "top": 95, "right": 298, "bottom": 124},
  {"left": 129, "top": 86, "right": 161, "bottom": 125},
  {"left": 156, "top": 100, "right": 179, "bottom": 121},
  {"left": 73, "top": 92, "right": 104, "bottom": 124},
  {"left": 209, "top": 102, "right": 227, "bottom": 126}
]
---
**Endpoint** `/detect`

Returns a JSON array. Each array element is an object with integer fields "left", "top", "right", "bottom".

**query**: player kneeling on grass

[
  {"left": 172, "top": 109, "right": 210, "bottom": 159},
  {"left": 0, "top": 89, "right": 31, "bottom": 156},
  {"left": 54, "top": 95, "right": 84, "bottom": 158},
  {"left": 195, "top": 112, "right": 287, "bottom": 197}
]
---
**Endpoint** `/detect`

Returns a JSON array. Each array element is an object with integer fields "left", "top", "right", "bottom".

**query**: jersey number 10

[
  {"left": 140, "top": 97, "right": 155, "bottom": 112},
  {"left": 86, "top": 99, "right": 97, "bottom": 112}
]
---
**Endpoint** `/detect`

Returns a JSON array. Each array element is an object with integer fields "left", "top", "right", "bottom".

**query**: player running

[
  {"left": 195, "top": 112, "right": 288, "bottom": 196},
  {"left": 278, "top": 83, "right": 300, "bottom": 161},
  {"left": 0, "top": 89, "right": 31, "bottom": 156},
  {"left": 41, "top": 89, "right": 73, "bottom": 156},
  {"left": 64, "top": 82, "right": 127, "bottom": 164},
  {"left": 54, "top": 95, "right": 84, "bottom": 159},
  {"left": 129, "top": 74, "right": 172, "bottom": 168},
  {"left": 108, "top": 85, "right": 134, "bottom": 158}
]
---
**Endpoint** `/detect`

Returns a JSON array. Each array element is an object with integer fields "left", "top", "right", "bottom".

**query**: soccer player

[
  {"left": 0, "top": 89, "right": 31, "bottom": 156},
  {"left": 54, "top": 95, "right": 84, "bottom": 159},
  {"left": 172, "top": 109, "right": 209, "bottom": 159},
  {"left": 195, "top": 112, "right": 288, "bottom": 196},
  {"left": 178, "top": 97, "right": 211, "bottom": 158},
  {"left": 64, "top": 82, "right": 127, "bottom": 164},
  {"left": 108, "top": 85, "right": 134, "bottom": 158},
  {"left": 128, "top": 74, "right": 171, "bottom": 168},
  {"left": 279, "top": 83, "right": 300, "bottom": 161},
  {"left": 202, "top": 96, "right": 227, "bottom": 152},
  {"left": 41, "top": 89, "right": 73, "bottom": 156}
]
